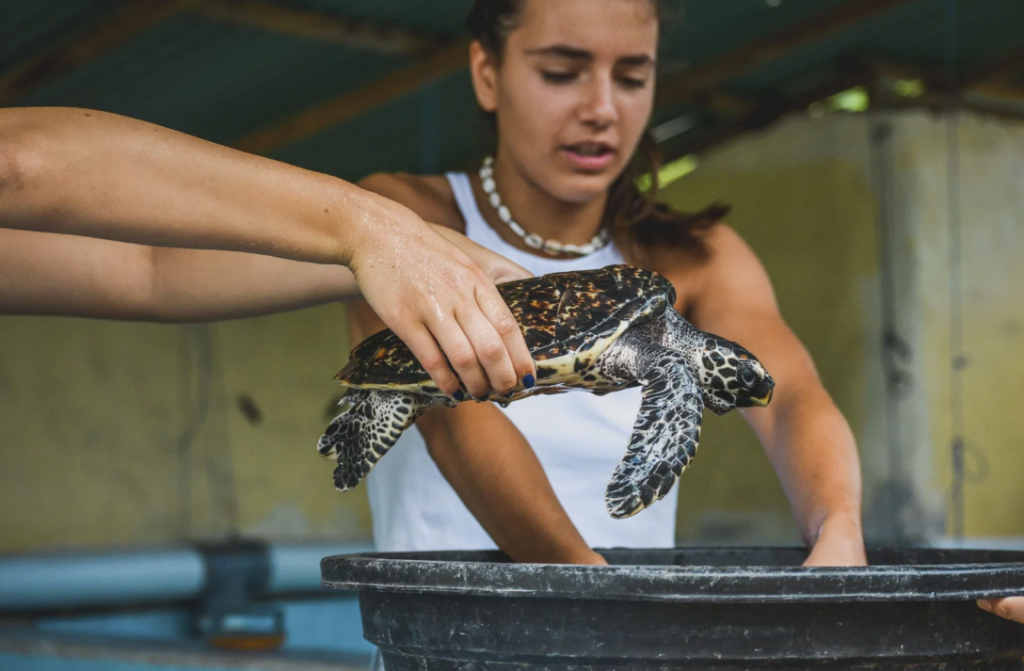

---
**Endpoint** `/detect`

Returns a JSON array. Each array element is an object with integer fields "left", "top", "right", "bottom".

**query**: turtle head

[{"left": 697, "top": 336, "right": 775, "bottom": 415}]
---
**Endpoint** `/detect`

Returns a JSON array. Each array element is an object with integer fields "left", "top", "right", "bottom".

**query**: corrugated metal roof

[{"left": 1, "top": 0, "right": 1020, "bottom": 181}]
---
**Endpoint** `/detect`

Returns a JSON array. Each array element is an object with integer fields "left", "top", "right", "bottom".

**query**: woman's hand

[
  {"left": 429, "top": 224, "right": 532, "bottom": 286},
  {"left": 978, "top": 597, "right": 1024, "bottom": 624},
  {"left": 347, "top": 196, "right": 535, "bottom": 399},
  {"left": 802, "top": 514, "right": 868, "bottom": 567}
]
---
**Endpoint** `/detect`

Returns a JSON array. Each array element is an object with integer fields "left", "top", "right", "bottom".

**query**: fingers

[
  {"left": 354, "top": 222, "right": 532, "bottom": 400},
  {"left": 430, "top": 224, "right": 532, "bottom": 284},
  {"left": 475, "top": 283, "right": 535, "bottom": 387},
  {"left": 801, "top": 534, "right": 867, "bottom": 567},
  {"left": 978, "top": 597, "right": 1024, "bottom": 624},
  {"left": 455, "top": 304, "right": 519, "bottom": 396},
  {"left": 486, "top": 255, "right": 532, "bottom": 285},
  {"left": 418, "top": 280, "right": 531, "bottom": 399},
  {"left": 427, "top": 315, "right": 492, "bottom": 399},
  {"left": 396, "top": 325, "right": 461, "bottom": 399}
]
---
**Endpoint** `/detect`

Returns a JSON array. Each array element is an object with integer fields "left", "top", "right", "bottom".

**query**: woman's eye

[
  {"left": 619, "top": 77, "right": 648, "bottom": 90},
  {"left": 541, "top": 71, "right": 578, "bottom": 84}
]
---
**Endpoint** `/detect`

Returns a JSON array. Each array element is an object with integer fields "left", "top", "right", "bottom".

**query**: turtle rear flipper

[
  {"left": 603, "top": 343, "right": 703, "bottom": 519},
  {"left": 317, "top": 389, "right": 433, "bottom": 491}
]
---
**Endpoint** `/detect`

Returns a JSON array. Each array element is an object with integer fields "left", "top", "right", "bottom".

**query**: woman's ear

[{"left": 469, "top": 40, "right": 499, "bottom": 112}]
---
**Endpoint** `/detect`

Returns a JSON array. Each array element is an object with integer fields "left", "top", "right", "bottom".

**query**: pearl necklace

[{"left": 478, "top": 157, "right": 610, "bottom": 256}]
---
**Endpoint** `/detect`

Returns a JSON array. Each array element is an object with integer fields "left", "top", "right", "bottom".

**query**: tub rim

[{"left": 321, "top": 546, "right": 1024, "bottom": 603}]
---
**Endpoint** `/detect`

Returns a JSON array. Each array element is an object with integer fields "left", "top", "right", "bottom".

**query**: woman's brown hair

[{"left": 466, "top": 0, "right": 728, "bottom": 262}]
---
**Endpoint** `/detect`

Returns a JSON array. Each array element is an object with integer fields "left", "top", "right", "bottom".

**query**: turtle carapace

[{"left": 318, "top": 265, "right": 774, "bottom": 519}]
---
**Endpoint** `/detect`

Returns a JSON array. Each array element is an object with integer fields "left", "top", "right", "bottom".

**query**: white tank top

[{"left": 366, "top": 173, "right": 678, "bottom": 551}]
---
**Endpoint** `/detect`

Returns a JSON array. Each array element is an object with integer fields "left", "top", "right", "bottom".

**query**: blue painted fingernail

[
  {"left": 523, "top": 374, "right": 535, "bottom": 389},
  {"left": 453, "top": 390, "right": 465, "bottom": 402}
]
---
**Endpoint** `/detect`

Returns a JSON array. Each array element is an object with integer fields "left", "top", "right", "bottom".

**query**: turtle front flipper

[
  {"left": 602, "top": 340, "right": 703, "bottom": 519},
  {"left": 317, "top": 389, "right": 442, "bottom": 491}
]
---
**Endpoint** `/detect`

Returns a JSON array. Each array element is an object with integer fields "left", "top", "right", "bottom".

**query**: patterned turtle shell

[{"left": 335, "top": 265, "right": 676, "bottom": 392}]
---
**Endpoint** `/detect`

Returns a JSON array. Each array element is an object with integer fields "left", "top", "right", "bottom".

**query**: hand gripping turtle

[{"left": 318, "top": 265, "right": 774, "bottom": 519}]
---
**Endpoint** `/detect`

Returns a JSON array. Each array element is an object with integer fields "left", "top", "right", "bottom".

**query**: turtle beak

[
  {"left": 749, "top": 375, "right": 775, "bottom": 407},
  {"left": 750, "top": 387, "right": 773, "bottom": 407}
]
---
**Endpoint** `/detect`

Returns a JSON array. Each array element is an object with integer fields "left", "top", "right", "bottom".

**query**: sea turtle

[{"left": 317, "top": 265, "right": 774, "bottom": 519}]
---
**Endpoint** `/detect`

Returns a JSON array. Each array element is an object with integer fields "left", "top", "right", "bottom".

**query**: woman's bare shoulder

[
  {"left": 644, "top": 222, "right": 757, "bottom": 313},
  {"left": 648, "top": 222, "right": 751, "bottom": 274},
  {"left": 359, "top": 172, "right": 464, "bottom": 232}
]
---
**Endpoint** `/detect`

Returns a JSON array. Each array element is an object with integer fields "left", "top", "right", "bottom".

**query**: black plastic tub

[{"left": 322, "top": 547, "right": 1024, "bottom": 670}]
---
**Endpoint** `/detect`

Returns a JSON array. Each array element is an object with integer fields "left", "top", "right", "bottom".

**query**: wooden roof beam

[
  {"left": 0, "top": 0, "right": 208, "bottom": 106},
  {"left": 198, "top": 0, "right": 441, "bottom": 55},
  {"left": 656, "top": 0, "right": 919, "bottom": 109},
  {"left": 968, "top": 45, "right": 1024, "bottom": 88},
  {"left": 233, "top": 39, "right": 470, "bottom": 155},
  {"left": 968, "top": 83, "right": 1024, "bottom": 106},
  {"left": 659, "top": 55, "right": 1024, "bottom": 164},
  {"left": 884, "top": 88, "right": 1024, "bottom": 123},
  {"left": 659, "top": 68, "right": 871, "bottom": 161},
  {"left": 863, "top": 55, "right": 1024, "bottom": 106},
  {"left": 828, "top": 57, "right": 1024, "bottom": 124}
]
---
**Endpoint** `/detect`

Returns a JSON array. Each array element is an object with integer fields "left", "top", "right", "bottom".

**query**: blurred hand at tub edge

[{"left": 978, "top": 597, "right": 1024, "bottom": 624}]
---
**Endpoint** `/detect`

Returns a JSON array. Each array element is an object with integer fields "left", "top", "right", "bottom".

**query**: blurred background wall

[
  {"left": 664, "top": 112, "right": 879, "bottom": 546},
  {"left": 665, "top": 109, "right": 1024, "bottom": 546},
  {"left": 0, "top": 306, "right": 370, "bottom": 552}
]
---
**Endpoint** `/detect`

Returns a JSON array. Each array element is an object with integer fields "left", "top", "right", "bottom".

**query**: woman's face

[{"left": 473, "top": 0, "right": 659, "bottom": 204}]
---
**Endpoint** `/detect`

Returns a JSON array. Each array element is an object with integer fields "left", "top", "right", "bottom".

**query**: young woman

[
  {"left": 0, "top": 107, "right": 535, "bottom": 397},
  {"left": 350, "top": 0, "right": 867, "bottom": 567}
]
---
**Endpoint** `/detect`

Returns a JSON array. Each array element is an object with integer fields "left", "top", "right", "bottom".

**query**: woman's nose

[{"left": 579, "top": 76, "right": 618, "bottom": 127}]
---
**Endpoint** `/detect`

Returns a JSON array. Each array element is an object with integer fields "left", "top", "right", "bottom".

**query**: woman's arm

[
  {"left": 681, "top": 225, "right": 867, "bottom": 566},
  {"left": 0, "top": 107, "right": 387, "bottom": 265},
  {"left": 0, "top": 228, "right": 352, "bottom": 321},
  {"left": 418, "top": 404, "right": 606, "bottom": 564},
  {"left": 348, "top": 299, "right": 603, "bottom": 565},
  {"left": 0, "top": 107, "right": 534, "bottom": 395},
  {"left": 0, "top": 225, "right": 530, "bottom": 323}
]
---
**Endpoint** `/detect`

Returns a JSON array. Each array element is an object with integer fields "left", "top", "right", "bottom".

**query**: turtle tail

[{"left": 317, "top": 389, "right": 429, "bottom": 491}]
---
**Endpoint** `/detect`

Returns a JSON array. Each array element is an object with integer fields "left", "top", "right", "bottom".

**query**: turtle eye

[{"left": 739, "top": 367, "right": 758, "bottom": 387}]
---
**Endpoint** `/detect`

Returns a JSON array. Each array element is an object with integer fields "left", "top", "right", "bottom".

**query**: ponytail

[{"left": 606, "top": 132, "right": 729, "bottom": 263}]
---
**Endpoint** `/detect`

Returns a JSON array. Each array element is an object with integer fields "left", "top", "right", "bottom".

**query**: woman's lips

[{"left": 561, "top": 146, "right": 616, "bottom": 172}]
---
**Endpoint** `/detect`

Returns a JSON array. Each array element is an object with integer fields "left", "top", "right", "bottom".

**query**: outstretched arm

[
  {"left": 0, "top": 107, "right": 534, "bottom": 394},
  {"left": 681, "top": 225, "right": 867, "bottom": 567},
  {"left": 0, "top": 228, "right": 351, "bottom": 321},
  {"left": 0, "top": 225, "right": 530, "bottom": 323},
  {"left": 0, "top": 107, "right": 382, "bottom": 264}
]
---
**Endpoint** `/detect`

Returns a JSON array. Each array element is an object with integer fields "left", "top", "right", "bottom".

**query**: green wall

[
  {"left": 0, "top": 307, "right": 372, "bottom": 552},
  {"left": 886, "top": 111, "right": 1024, "bottom": 538},
  {"left": 659, "top": 114, "right": 880, "bottom": 543}
]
